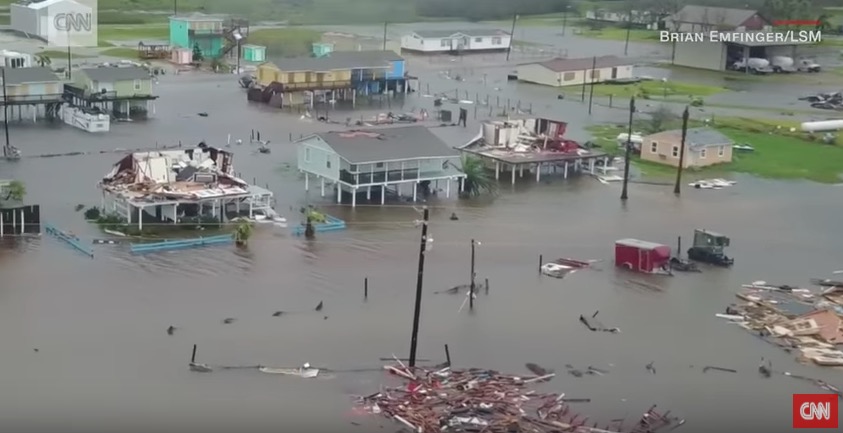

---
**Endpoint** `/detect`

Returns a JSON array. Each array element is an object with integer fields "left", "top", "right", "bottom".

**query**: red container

[{"left": 614, "top": 238, "right": 671, "bottom": 274}]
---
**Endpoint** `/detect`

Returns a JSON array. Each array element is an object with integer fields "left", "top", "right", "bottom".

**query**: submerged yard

[{"left": 587, "top": 116, "right": 843, "bottom": 183}]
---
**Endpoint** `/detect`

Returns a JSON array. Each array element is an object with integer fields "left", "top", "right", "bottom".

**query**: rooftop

[
  {"left": 0, "top": 67, "right": 60, "bottom": 85},
  {"left": 645, "top": 127, "right": 733, "bottom": 150},
  {"left": 265, "top": 50, "right": 404, "bottom": 72},
  {"left": 304, "top": 125, "right": 458, "bottom": 164},
  {"left": 411, "top": 29, "right": 510, "bottom": 39},
  {"left": 616, "top": 238, "right": 669, "bottom": 250},
  {"left": 100, "top": 146, "right": 255, "bottom": 202},
  {"left": 670, "top": 5, "right": 761, "bottom": 27},
  {"left": 80, "top": 66, "right": 151, "bottom": 82},
  {"left": 169, "top": 13, "right": 226, "bottom": 22},
  {"left": 529, "top": 56, "right": 631, "bottom": 73}
]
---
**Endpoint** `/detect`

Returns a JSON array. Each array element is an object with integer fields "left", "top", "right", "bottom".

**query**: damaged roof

[
  {"left": 645, "top": 128, "right": 733, "bottom": 150},
  {"left": 305, "top": 125, "right": 459, "bottom": 164}
]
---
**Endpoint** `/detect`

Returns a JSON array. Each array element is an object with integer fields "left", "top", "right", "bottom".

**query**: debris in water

[
  {"left": 189, "top": 362, "right": 213, "bottom": 372},
  {"left": 315, "top": 301, "right": 324, "bottom": 311},
  {"left": 579, "top": 312, "right": 621, "bottom": 333},
  {"left": 167, "top": 325, "right": 176, "bottom": 335},
  {"left": 198, "top": 112, "right": 209, "bottom": 117},
  {"left": 646, "top": 361, "right": 656, "bottom": 375},
  {"left": 525, "top": 362, "right": 553, "bottom": 376},
  {"left": 33, "top": 348, "right": 39, "bottom": 352},
  {"left": 450, "top": 212, "right": 459, "bottom": 221},
  {"left": 759, "top": 358, "right": 772, "bottom": 378},
  {"left": 222, "top": 318, "right": 236, "bottom": 324},
  {"left": 272, "top": 311, "right": 284, "bottom": 317},
  {"left": 702, "top": 366, "right": 737, "bottom": 374}
]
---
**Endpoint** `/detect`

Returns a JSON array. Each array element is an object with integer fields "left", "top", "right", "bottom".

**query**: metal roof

[
  {"left": 265, "top": 50, "right": 404, "bottom": 72},
  {"left": 0, "top": 67, "right": 60, "bottom": 85},
  {"left": 645, "top": 128, "right": 733, "bottom": 150},
  {"left": 169, "top": 13, "right": 225, "bottom": 22},
  {"left": 530, "top": 56, "right": 631, "bottom": 73},
  {"left": 670, "top": 6, "right": 760, "bottom": 28},
  {"left": 616, "top": 238, "right": 668, "bottom": 250},
  {"left": 306, "top": 125, "right": 459, "bottom": 164},
  {"left": 80, "top": 66, "right": 150, "bottom": 82},
  {"left": 412, "top": 29, "right": 510, "bottom": 39},
  {"left": 20, "top": 0, "right": 66, "bottom": 10}
]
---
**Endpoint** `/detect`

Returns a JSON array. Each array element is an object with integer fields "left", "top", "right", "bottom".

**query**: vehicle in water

[{"left": 687, "top": 229, "right": 734, "bottom": 267}]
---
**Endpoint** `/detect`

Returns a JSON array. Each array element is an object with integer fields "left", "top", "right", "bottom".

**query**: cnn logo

[{"left": 793, "top": 394, "right": 838, "bottom": 429}]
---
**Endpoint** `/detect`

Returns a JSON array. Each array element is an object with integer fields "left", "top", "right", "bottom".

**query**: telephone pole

[
  {"left": 66, "top": 27, "right": 72, "bottom": 80},
  {"left": 620, "top": 96, "right": 636, "bottom": 201},
  {"left": 587, "top": 56, "right": 597, "bottom": 115},
  {"left": 383, "top": 22, "right": 388, "bottom": 51},
  {"left": 469, "top": 239, "right": 476, "bottom": 310},
  {"left": 673, "top": 106, "right": 690, "bottom": 195},
  {"left": 408, "top": 207, "right": 430, "bottom": 368},
  {"left": 2, "top": 67, "right": 10, "bottom": 158},
  {"left": 624, "top": 8, "right": 632, "bottom": 56},
  {"left": 506, "top": 13, "right": 518, "bottom": 61}
]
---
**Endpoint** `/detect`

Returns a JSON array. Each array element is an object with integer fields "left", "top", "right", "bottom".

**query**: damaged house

[{"left": 99, "top": 145, "right": 273, "bottom": 230}]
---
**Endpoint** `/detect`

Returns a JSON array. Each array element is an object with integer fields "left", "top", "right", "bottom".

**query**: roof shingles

[{"left": 307, "top": 125, "right": 458, "bottom": 164}]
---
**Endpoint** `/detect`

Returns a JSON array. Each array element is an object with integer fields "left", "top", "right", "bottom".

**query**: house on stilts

[
  {"left": 99, "top": 145, "right": 274, "bottom": 231},
  {"left": 296, "top": 125, "right": 466, "bottom": 206}
]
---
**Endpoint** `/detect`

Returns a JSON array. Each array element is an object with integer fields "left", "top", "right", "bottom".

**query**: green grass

[
  {"left": 37, "top": 50, "right": 94, "bottom": 59},
  {"left": 587, "top": 117, "right": 843, "bottom": 183},
  {"left": 576, "top": 27, "right": 660, "bottom": 43},
  {"left": 100, "top": 47, "right": 141, "bottom": 59},
  {"left": 248, "top": 28, "right": 323, "bottom": 57},
  {"left": 97, "top": 24, "right": 169, "bottom": 45},
  {"left": 591, "top": 80, "right": 725, "bottom": 98}
]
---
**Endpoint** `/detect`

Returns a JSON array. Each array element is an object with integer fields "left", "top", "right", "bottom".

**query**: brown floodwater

[{"left": 0, "top": 70, "right": 840, "bottom": 433}]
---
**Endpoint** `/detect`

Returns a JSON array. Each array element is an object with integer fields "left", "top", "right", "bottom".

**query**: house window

[
  {"left": 671, "top": 145, "right": 679, "bottom": 158},
  {"left": 650, "top": 141, "right": 658, "bottom": 154},
  {"left": 440, "top": 39, "right": 450, "bottom": 47},
  {"left": 492, "top": 37, "right": 502, "bottom": 45},
  {"left": 700, "top": 148, "right": 707, "bottom": 159},
  {"left": 376, "top": 162, "right": 384, "bottom": 168},
  {"left": 718, "top": 145, "right": 725, "bottom": 157},
  {"left": 326, "top": 160, "right": 331, "bottom": 169},
  {"left": 304, "top": 147, "right": 311, "bottom": 162},
  {"left": 133, "top": 79, "right": 141, "bottom": 91},
  {"left": 475, "top": 37, "right": 482, "bottom": 42},
  {"left": 562, "top": 72, "right": 576, "bottom": 81},
  {"left": 349, "top": 164, "right": 357, "bottom": 171}
]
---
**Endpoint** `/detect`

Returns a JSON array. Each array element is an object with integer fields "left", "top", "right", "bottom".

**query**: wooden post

[
  {"left": 364, "top": 277, "right": 368, "bottom": 299},
  {"left": 485, "top": 278, "right": 489, "bottom": 294},
  {"left": 191, "top": 344, "right": 197, "bottom": 363},
  {"left": 469, "top": 239, "right": 476, "bottom": 310},
  {"left": 673, "top": 106, "right": 690, "bottom": 195},
  {"left": 538, "top": 254, "right": 543, "bottom": 273},
  {"left": 444, "top": 344, "right": 451, "bottom": 366},
  {"left": 620, "top": 97, "right": 636, "bottom": 201},
  {"left": 408, "top": 207, "right": 430, "bottom": 368}
]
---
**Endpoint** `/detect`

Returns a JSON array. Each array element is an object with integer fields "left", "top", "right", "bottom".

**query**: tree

[
  {"left": 647, "top": 105, "right": 675, "bottom": 133},
  {"left": 192, "top": 43, "right": 204, "bottom": 62},
  {"left": 34, "top": 54, "right": 51, "bottom": 67},
  {"left": 3, "top": 180, "right": 26, "bottom": 202},
  {"left": 234, "top": 220, "right": 253, "bottom": 247},
  {"left": 459, "top": 155, "right": 497, "bottom": 197}
]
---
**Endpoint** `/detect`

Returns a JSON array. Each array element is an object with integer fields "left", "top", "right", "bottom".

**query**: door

[
  {"left": 611, "top": 67, "right": 618, "bottom": 79},
  {"left": 639, "top": 249, "right": 649, "bottom": 272}
]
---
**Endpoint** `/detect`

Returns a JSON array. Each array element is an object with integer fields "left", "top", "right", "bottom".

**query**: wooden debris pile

[{"left": 356, "top": 363, "right": 684, "bottom": 433}]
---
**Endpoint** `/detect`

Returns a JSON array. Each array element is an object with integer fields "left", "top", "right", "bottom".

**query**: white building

[
  {"left": 10, "top": 0, "right": 65, "bottom": 39},
  {"left": 0, "top": 50, "right": 33, "bottom": 68},
  {"left": 516, "top": 56, "right": 634, "bottom": 87},
  {"left": 400, "top": 29, "right": 511, "bottom": 54}
]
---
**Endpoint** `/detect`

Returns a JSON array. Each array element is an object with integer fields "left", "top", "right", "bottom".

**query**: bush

[
  {"left": 690, "top": 97, "right": 704, "bottom": 107},
  {"left": 83, "top": 206, "right": 101, "bottom": 220}
]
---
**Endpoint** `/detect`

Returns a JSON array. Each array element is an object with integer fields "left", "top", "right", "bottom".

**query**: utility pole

[
  {"left": 383, "top": 22, "right": 388, "bottom": 51},
  {"left": 66, "top": 27, "right": 72, "bottom": 80},
  {"left": 506, "top": 13, "right": 518, "bottom": 61},
  {"left": 620, "top": 96, "right": 636, "bottom": 201},
  {"left": 624, "top": 8, "right": 632, "bottom": 56},
  {"left": 469, "top": 239, "right": 476, "bottom": 310},
  {"left": 408, "top": 206, "right": 430, "bottom": 368},
  {"left": 673, "top": 106, "right": 690, "bottom": 195},
  {"left": 2, "top": 67, "right": 10, "bottom": 157},
  {"left": 174, "top": 0, "right": 178, "bottom": 16},
  {"left": 587, "top": 56, "right": 597, "bottom": 115},
  {"left": 562, "top": 5, "right": 570, "bottom": 36}
]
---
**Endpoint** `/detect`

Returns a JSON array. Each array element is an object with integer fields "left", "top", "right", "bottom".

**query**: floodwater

[{"left": 1, "top": 69, "right": 841, "bottom": 433}]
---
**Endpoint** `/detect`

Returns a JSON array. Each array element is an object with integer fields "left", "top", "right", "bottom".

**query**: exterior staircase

[{"left": 221, "top": 19, "right": 250, "bottom": 58}]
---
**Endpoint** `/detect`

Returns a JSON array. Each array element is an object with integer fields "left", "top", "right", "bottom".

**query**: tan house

[
  {"left": 641, "top": 127, "right": 733, "bottom": 168},
  {"left": 515, "top": 56, "right": 633, "bottom": 87}
]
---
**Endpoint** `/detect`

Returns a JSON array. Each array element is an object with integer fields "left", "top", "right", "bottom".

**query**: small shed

[
  {"left": 171, "top": 48, "right": 192, "bottom": 65},
  {"left": 615, "top": 238, "right": 671, "bottom": 274},
  {"left": 243, "top": 45, "right": 266, "bottom": 62},
  {"left": 312, "top": 42, "right": 334, "bottom": 58}
]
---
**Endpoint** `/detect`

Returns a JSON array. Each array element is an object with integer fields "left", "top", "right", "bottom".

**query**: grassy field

[
  {"left": 587, "top": 116, "right": 843, "bottom": 183},
  {"left": 576, "top": 27, "right": 660, "bottom": 43},
  {"left": 37, "top": 50, "right": 94, "bottom": 59},
  {"left": 560, "top": 80, "right": 725, "bottom": 103},
  {"left": 100, "top": 47, "right": 141, "bottom": 58},
  {"left": 97, "top": 24, "right": 169, "bottom": 44}
]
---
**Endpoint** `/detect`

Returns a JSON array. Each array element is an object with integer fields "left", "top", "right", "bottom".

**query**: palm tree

[
  {"left": 459, "top": 155, "right": 497, "bottom": 197},
  {"left": 34, "top": 54, "right": 51, "bottom": 67},
  {"left": 234, "top": 220, "right": 253, "bottom": 247},
  {"left": 3, "top": 180, "right": 26, "bottom": 202}
]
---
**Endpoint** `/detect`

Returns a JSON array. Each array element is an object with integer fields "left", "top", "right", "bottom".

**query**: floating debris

[
  {"left": 579, "top": 312, "right": 621, "bottom": 333},
  {"left": 357, "top": 364, "right": 683, "bottom": 433},
  {"left": 166, "top": 326, "right": 176, "bottom": 335},
  {"left": 702, "top": 366, "right": 737, "bottom": 374},
  {"left": 222, "top": 318, "right": 236, "bottom": 324}
]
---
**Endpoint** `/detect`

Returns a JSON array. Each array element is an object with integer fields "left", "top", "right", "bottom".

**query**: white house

[
  {"left": 400, "top": 29, "right": 511, "bottom": 54},
  {"left": 516, "top": 56, "right": 634, "bottom": 87},
  {"left": 10, "top": 0, "right": 65, "bottom": 40},
  {"left": 0, "top": 50, "right": 33, "bottom": 68}
]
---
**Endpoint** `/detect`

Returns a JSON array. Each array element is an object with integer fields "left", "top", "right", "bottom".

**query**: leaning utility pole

[
  {"left": 620, "top": 96, "right": 636, "bottom": 201},
  {"left": 66, "top": 27, "right": 72, "bottom": 80},
  {"left": 506, "top": 13, "right": 518, "bottom": 61},
  {"left": 673, "top": 106, "right": 690, "bottom": 195},
  {"left": 469, "top": 239, "right": 476, "bottom": 310},
  {"left": 408, "top": 206, "right": 430, "bottom": 368},
  {"left": 2, "top": 67, "right": 10, "bottom": 158},
  {"left": 587, "top": 56, "right": 597, "bottom": 115},
  {"left": 624, "top": 8, "right": 632, "bottom": 56}
]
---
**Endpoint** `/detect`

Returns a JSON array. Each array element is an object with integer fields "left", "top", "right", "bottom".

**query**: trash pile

[
  {"left": 357, "top": 363, "right": 684, "bottom": 433},
  {"left": 798, "top": 91, "right": 843, "bottom": 110},
  {"left": 719, "top": 278, "right": 843, "bottom": 368}
]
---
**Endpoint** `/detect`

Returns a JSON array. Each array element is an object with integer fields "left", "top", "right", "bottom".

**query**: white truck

[
  {"left": 731, "top": 57, "right": 773, "bottom": 74},
  {"left": 770, "top": 56, "right": 821, "bottom": 73}
]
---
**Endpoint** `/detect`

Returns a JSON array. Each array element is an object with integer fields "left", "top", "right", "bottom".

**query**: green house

[
  {"left": 312, "top": 42, "right": 334, "bottom": 58},
  {"left": 242, "top": 44, "right": 266, "bottom": 62},
  {"left": 169, "top": 14, "right": 225, "bottom": 59},
  {"left": 73, "top": 67, "right": 158, "bottom": 117}
]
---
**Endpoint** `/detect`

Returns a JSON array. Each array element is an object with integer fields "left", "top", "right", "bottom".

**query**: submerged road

[{"left": 0, "top": 72, "right": 841, "bottom": 433}]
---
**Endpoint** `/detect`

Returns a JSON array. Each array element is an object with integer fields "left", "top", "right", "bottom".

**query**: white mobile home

[
  {"left": 400, "top": 29, "right": 511, "bottom": 54},
  {"left": 516, "top": 56, "right": 634, "bottom": 87}
]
